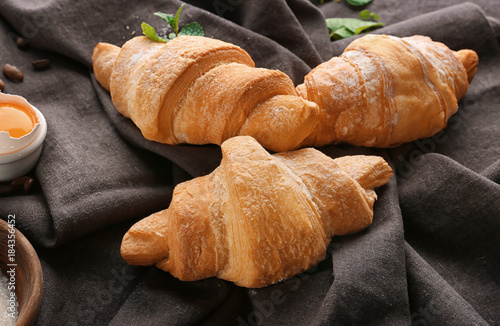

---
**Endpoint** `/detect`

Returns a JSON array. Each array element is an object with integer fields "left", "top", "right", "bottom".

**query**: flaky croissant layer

[
  {"left": 120, "top": 136, "right": 392, "bottom": 288},
  {"left": 92, "top": 36, "right": 319, "bottom": 152},
  {"left": 297, "top": 34, "right": 479, "bottom": 148},
  {"left": 93, "top": 34, "right": 477, "bottom": 150}
]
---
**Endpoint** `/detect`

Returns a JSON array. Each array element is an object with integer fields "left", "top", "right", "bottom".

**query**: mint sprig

[
  {"left": 326, "top": 9, "right": 384, "bottom": 40},
  {"left": 358, "top": 9, "right": 380, "bottom": 21},
  {"left": 178, "top": 22, "right": 204, "bottom": 36},
  {"left": 326, "top": 18, "right": 385, "bottom": 40},
  {"left": 141, "top": 4, "right": 204, "bottom": 43},
  {"left": 141, "top": 22, "right": 168, "bottom": 42}
]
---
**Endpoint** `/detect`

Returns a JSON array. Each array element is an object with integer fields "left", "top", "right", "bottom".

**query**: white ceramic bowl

[{"left": 0, "top": 93, "right": 47, "bottom": 182}]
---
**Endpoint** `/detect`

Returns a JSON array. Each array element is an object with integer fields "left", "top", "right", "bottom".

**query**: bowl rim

[
  {"left": 0, "top": 218, "right": 43, "bottom": 326},
  {"left": 0, "top": 93, "right": 47, "bottom": 164}
]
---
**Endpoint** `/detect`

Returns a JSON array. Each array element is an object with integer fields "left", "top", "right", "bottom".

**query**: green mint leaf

[
  {"left": 331, "top": 26, "right": 354, "bottom": 40},
  {"left": 326, "top": 18, "right": 384, "bottom": 40},
  {"left": 353, "top": 21, "right": 385, "bottom": 34},
  {"left": 346, "top": 0, "right": 373, "bottom": 6},
  {"left": 358, "top": 9, "right": 381, "bottom": 21},
  {"left": 174, "top": 3, "right": 185, "bottom": 35},
  {"left": 141, "top": 22, "right": 168, "bottom": 43},
  {"left": 154, "top": 12, "right": 176, "bottom": 29},
  {"left": 325, "top": 18, "right": 349, "bottom": 32},
  {"left": 327, "top": 18, "right": 384, "bottom": 34},
  {"left": 178, "top": 22, "right": 204, "bottom": 36},
  {"left": 358, "top": 9, "right": 372, "bottom": 20},
  {"left": 144, "top": 4, "right": 203, "bottom": 42}
]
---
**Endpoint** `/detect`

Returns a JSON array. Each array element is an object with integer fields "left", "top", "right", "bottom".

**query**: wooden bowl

[{"left": 0, "top": 218, "right": 43, "bottom": 326}]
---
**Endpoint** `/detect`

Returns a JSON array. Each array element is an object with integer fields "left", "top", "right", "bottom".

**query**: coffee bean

[
  {"left": 0, "top": 184, "right": 13, "bottom": 197},
  {"left": 11, "top": 176, "right": 31, "bottom": 191},
  {"left": 3, "top": 64, "right": 23, "bottom": 82},
  {"left": 9, "top": 176, "right": 35, "bottom": 195},
  {"left": 0, "top": 78, "right": 4, "bottom": 91},
  {"left": 23, "top": 178, "right": 35, "bottom": 194},
  {"left": 16, "top": 37, "right": 29, "bottom": 49},
  {"left": 32, "top": 59, "right": 50, "bottom": 70}
]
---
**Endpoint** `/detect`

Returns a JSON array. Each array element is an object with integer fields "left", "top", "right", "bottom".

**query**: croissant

[
  {"left": 92, "top": 36, "right": 319, "bottom": 152},
  {"left": 120, "top": 136, "right": 392, "bottom": 288},
  {"left": 297, "top": 34, "right": 479, "bottom": 148}
]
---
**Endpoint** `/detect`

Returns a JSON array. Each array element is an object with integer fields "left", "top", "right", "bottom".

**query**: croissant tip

[
  {"left": 236, "top": 95, "right": 319, "bottom": 152},
  {"left": 455, "top": 49, "right": 479, "bottom": 84},
  {"left": 92, "top": 42, "right": 121, "bottom": 92},
  {"left": 120, "top": 232, "right": 151, "bottom": 266},
  {"left": 120, "top": 223, "right": 170, "bottom": 266}
]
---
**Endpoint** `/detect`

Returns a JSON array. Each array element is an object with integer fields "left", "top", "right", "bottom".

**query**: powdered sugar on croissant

[
  {"left": 120, "top": 136, "right": 392, "bottom": 288},
  {"left": 92, "top": 36, "right": 319, "bottom": 152}
]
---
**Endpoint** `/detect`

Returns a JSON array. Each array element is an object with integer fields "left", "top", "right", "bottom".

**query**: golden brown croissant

[
  {"left": 92, "top": 36, "right": 319, "bottom": 152},
  {"left": 297, "top": 34, "right": 479, "bottom": 148},
  {"left": 120, "top": 136, "right": 392, "bottom": 288}
]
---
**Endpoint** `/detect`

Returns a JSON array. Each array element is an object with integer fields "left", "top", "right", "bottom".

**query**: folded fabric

[{"left": 0, "top": 0, "right": 499, "bottom": 325}]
